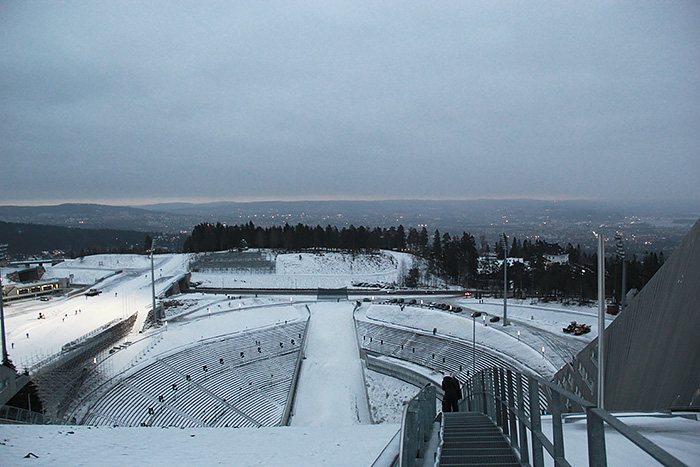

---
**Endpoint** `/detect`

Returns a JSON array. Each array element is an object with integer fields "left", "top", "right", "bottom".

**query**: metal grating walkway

[{"left": 440, "top": 412, "right": 521, "bottom": 467}]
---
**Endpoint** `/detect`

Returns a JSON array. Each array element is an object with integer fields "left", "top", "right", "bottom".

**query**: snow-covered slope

[
  {"left": 192, "top": 249, "right": 416, "bottom": 289},
  {"left": 2, "top": 252, "right": 698, "bottom": 466}
]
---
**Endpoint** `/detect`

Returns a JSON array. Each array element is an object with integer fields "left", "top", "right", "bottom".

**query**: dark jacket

[{"left": 442, "top": 376, "right": 462, "bottom": 400}]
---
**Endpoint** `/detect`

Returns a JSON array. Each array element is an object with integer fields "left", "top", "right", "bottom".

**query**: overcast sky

[{"left": 1, "top": 1, "right": 699, "bottom": 206}]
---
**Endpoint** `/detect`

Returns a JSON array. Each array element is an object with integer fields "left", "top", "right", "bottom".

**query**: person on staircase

[{"left": 441, "top": 372, "right": 462, "bottom": 412}]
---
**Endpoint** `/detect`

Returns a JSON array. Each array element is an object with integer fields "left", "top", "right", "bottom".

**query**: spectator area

[
  {"left": 80, "top": 320, "right": 306, "bottom": 428},
  {"left": 355, "top": 318, "right": 527, "bottom": 384}
]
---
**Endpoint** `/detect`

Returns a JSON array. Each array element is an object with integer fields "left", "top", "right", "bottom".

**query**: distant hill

[
  {"left": 0, "top": 221, "right": 152, "bottom": 257},
  {"left": 137, "top": 199, "right": 700, "bottom": 228},
  {"left": 0, "top": 203, "right": 199, "bottom": 233},
  {"left": 1, "top": 200, "right": 697, "bottom": 255}
]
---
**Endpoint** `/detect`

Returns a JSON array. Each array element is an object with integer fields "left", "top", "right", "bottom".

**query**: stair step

[
  {"left": 443, "top": 441, "right": 511, "bottom": 449},
  {"left": 439, "top": 460, "right": 520, "bottom": 467},
  {"left": 440, "top": 455, "right": 521, "bottom": 464},
  {"left": 439, "top": 412, "right": 521, "bottom": 466},
  {"left": 442, "top": 448, "right": 517, "bottom": 457}
]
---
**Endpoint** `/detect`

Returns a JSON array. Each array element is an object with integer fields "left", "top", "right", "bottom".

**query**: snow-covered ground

[
  {"left": 456, "top": 297, "right": 614, "bottom": 369},
  {"left": 543, "top": 413, "right": 700, "bottom": 467},
  {"left": 290, "top": 303, "right": 371, "bottom": 427},
  {"left": 1, "top": 253, "right": 698, "bottom": 466},
  {"left": 364, "top": 370, "right": 420, "bottom": 424},
  {"left": 0, "top": 424, "right": 401, "bottom": 466},
  {"left": 41, "top": 254, "right": 157, "bottom": 285},
  {"left": 191, "top": 250, "right": 416, "bottom": 289},
  {"left": 4, "top": 254, "right": 190, "bottom": 370}
]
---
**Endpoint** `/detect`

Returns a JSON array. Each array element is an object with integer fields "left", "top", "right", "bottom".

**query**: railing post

[
  {"left": 415, "top": 395, "right": 424, "bottom": 458},
  {"left": 466, "top": 377, "right": 473, "bottom": 411},
  {"left": 507, "top": 370, "right": 518, "bottom": 452},
  {"left": 425, "top": 385, "right": 436, "bottom": 442},
  {"left": 528, "top": 376, "right": 545, "bottom": 467},
  {"left": 402, "top": 403, "right": 418, "bottom": 467},
  {"left": 488, "top": 369, "right": 496, "bottom": 419},
  {"left": 499, "top": 368, "right": 508, "bottom": 434},
  {"left": 586, "top": 407, "right": 607, "bottom": 467},
  {"left": 548, "top": 388, "right": 566, "bottom": 466},
  {"left": 480, "top": 371, "right": 487, "bottom": 416},
  {"left": 494, "top": 367, "right": 502, "bottom": 428},
  {"left": 516, "top": 374, "right": 529, "bottom": 465}
]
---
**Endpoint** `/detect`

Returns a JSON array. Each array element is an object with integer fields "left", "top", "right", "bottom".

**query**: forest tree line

[{"left": 183, "top": 222, "right": 664, "bottom": 302}]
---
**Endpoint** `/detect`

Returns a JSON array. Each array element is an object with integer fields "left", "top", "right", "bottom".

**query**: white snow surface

[
  {"left": 41, "top": 254, "right": 157, "bottom": 285},
  {"left": 290, "top": 303, "right": 371, "bottom": 427},
  {"left": 2, "top": 253, "right": 699, "bottom": 465},
  {"left": 542, "top": 413, "right": 700, "bottom": 467},
  {"left": 192, "top": 250, "right": 414, "bottom": 289},
  {"left": 5, "top": 254, "right": 190, "bottom": 369},
  {"left": 0, "top": 424, "right": 400, "bottom": 467},
  {"left": 364, "top": 370, "right": 420, "bottom": 424},
  {"left": 462, "top": 297, "right": 615, "bottom": 340}
]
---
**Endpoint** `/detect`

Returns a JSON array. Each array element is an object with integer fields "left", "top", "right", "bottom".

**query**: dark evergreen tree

[{"left": 418, "top": 227, "right": 429, "bottom": 255}]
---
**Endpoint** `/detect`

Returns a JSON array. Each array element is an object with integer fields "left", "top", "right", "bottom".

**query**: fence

[
  {"left": 464, "top": 367, "right": 688, "bottom": 467},
  {"left": 398, "top": 384, "right": 436, "bottom": 467},
  {"left": 0, "top": 405, "right": 65, "bottom": 425}
]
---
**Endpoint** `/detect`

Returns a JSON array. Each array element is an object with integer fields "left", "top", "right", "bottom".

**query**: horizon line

[{"left": 2, "top": 196, "right": 698, "bottom": 208}]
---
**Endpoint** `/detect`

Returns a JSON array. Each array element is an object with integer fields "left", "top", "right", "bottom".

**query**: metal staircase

[{"left": 440, "top": 412, "right": 521, "bottom": 467}]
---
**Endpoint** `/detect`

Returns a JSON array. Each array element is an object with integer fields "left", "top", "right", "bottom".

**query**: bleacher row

[
  {"left": 355, "top": 319, "right": 522, "bottom": 384},
  {"left": 81, "top": 320, "right": 307, "bottom": 428},
  {"left": 190, "top": 251, "right": 275, "bottom": 273}
]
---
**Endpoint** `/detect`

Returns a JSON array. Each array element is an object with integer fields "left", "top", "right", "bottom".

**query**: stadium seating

[
  {"left": 355, "top": 319, "right": 520, "bottom": 384},
  {"left": 80, "top": 320, "right": 306, "bottom": 428}
]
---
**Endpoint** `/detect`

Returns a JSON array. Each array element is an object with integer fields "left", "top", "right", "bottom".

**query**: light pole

[
  {"left": 0, "top": 275, "right": 8, "bottom": 366},
  {"left": 150, "top": 239, "right": 158, "bottom": 322},
  {"left": 503, "top": 233, "right": 508, "bottom": 326},
  {"left": 595, "top": 231, "right": 606, "bottom": 410},
  {"left": 615, "top": 232, "right": 627, "bottom": 312}
]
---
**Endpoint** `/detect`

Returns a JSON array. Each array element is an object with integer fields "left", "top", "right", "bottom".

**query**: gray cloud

[{"left": 1, "top": 1, "right": 699, "bottom": 204}]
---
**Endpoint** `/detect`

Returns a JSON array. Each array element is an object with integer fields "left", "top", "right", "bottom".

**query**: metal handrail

[
  {"left": 464, "top": 367, "right": 688, "bottom": 467},
  {"left": 0, "top": 405, "right": 65, "bottom": 425},
  {"left": 398, "top": 384, "right": 436, "bottom": 467}
]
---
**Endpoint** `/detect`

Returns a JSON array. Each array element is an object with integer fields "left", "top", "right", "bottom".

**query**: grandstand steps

[{"left": 77, "top": 320, "right": 307, "bottom": 429}]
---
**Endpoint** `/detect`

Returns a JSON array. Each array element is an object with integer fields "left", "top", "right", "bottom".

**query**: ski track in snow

[{"left": 290, "top": 303, "right": 371, "bottom": 427}]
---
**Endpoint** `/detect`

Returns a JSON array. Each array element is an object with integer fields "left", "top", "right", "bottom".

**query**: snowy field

[
  {"left": 0, "top": 424, "right": 401, "bottom": 467},
  {"left": 543, "top": 413, "right": 700, "bottom": 467},
  {"left": 191, "top": 250, "right": 417, "bottom": 289},
  {"left": 4, "top": 254, "right": 190, "bottom": 369},
  {"left": 1, "top": 252, "right": 698, "bottom": 466}
]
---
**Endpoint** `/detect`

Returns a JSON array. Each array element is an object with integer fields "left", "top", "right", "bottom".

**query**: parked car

[
  {"left": 489, "top": 316, "right": 500, "bottom": 323},
  {"left": 471, "top": 311, "right": 482, "bottom": 318},
  {"left": 86, "top": 289, "right": 102, "bottom": 297}
]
